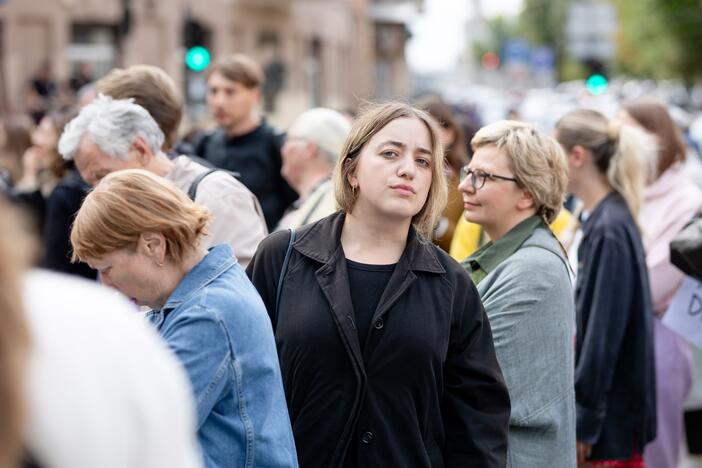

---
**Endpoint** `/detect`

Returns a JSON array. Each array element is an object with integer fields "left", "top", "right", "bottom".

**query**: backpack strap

[
  {"left": 274, "top": 229, "right": 296, "bottom": 327},
  {"left": 187, "top": 168, "right": 219, "bottom": 200},
  {"left": 187, "top": 166, "right": 243, "bottom": 201}
]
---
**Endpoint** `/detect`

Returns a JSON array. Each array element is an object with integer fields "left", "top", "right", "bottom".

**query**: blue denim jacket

[{"left": 147, "top": 244, "right": 298, "bottom": 468}]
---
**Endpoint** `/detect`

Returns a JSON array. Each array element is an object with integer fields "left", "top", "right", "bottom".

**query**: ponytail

[
  {"left": 606, "top": 123, "right": 656, "bottom": 219},
  {"left": 555, "top": 108, "right": 657, "bottom": 222}
]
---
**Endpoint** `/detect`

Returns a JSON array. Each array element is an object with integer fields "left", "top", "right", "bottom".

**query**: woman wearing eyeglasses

[{"left": 458, "top": 120, "right": 577, "bottom": 467}]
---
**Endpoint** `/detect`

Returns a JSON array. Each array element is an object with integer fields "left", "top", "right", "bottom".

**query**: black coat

[
  {"left": 574, "top": 192, "right": 656, "bottom": 459},
  {"left": 246, "top": 212, "right": 510, "bottom": 468}
]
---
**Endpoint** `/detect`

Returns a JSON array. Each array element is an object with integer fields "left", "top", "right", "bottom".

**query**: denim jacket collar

[{"left": 160, "top": 244, "right": 236, "bottom": 311}]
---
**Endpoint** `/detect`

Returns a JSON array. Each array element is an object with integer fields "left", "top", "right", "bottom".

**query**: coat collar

[{"left": 293, "top": 211, "right": 446, "bottom": 274}]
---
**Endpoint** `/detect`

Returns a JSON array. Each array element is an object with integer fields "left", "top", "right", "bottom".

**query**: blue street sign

[
  {"left": 501, "top": 38, "right": 531, "bottom": 65},
  {"left": 531, "top": 46, "right": 555, "bottom": 72}
]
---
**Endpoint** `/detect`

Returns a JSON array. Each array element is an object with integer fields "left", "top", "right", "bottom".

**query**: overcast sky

[{"left": 407, "top": 0, "right": 524, "bottom": 73}]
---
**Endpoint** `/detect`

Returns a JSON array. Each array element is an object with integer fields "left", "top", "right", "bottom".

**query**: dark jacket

[
  {"left": 40, "top": 169, "right": 96, "bottom": 280},
  {"left": 575, "top": 192, "right": 656, "bottom": 460},
  {"left": 246, "top": 211, "right": 510, "bottom": 468},
  {"left": 196, "top": 121, "right": 297, "bottom": 230}
]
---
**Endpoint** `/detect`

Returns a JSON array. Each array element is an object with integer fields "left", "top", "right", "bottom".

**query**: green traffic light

[
  {"left": 186, "top": 46, "right": 211, "bottom": 72},
  {"left": 586, "top": 74, "right": 608, "bottom": 95}
]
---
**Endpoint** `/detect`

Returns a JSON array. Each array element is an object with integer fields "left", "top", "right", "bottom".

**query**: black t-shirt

[
  {"left": 195, "top": 121, "right": 298, "bottom": 230},
  {"left": 346, "top": 259, "right": 396, "bottom": 348}
]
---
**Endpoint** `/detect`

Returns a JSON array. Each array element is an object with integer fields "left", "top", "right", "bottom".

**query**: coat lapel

[{"left": 315, "top": 247, "right": 365, "bottom": 373}]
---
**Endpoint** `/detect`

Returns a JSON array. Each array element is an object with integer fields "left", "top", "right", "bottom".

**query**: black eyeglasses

[{"left": 459, "top": 166, "right": 518, "bottom": 189}]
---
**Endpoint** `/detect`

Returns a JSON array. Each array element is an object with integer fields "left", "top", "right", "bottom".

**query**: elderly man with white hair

[
  {"left": 58, "top": 94, "right": 267, "bottom": 267},
  {"left": 276, "top": 107, "right": 351, "bottom": 230}
]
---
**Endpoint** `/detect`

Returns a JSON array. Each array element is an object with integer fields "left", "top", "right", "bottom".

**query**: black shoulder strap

[
  {"left": 187, "top": 168, "right": 220, "bottom": 200},
  {"left": 274, "top": 229, "right": 296, "bottom": 327}
]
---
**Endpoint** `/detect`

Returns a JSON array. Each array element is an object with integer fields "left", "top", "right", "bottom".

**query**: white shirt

[{"left": 23, "top": 269, "right": 203, "bottom": 468}]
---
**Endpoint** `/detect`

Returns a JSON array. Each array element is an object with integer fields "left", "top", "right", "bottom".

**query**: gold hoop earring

[{"left": 351, "top": 185, "right": 357, "bottom": 197}]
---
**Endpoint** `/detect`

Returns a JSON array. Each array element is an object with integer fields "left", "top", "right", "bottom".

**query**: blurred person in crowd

[
  {"left": 76, "top": 83, "right": 97, "bottom": 108},
  {"left": 15, "top": 112, "right": 67, "bottom": 197},
  {"left": 416, "top": 96, "right": 470, "bottom": 252},
  {"left": 96, "top": 65, "right": 182, "bottom": 152},
  {"left": 195, "top": 54, "right": 297, "bottom": 230},
  {"left": 69, "top": 62, "right": 94, "bottom": 94},
  {"left": 70, "top": 169, "right": 297, "bottom": 468},
  {"left": 30, "top": 62, "right": 56, "bottom": 103},
  {"left": 276, "top": 107, "right": 351, "bottom": 230},
  {"left": 11, "top": 110, "right": 95, "bottom": 279},
  {"left": 24, "top": 61, "right": 56, "bottom": 124},
  {"left": 0, "top": 116, "right": 33, "bottom": 187},
  {"left": 619, "top": 99, "right": 702, "bottom": 468},
  {"left": 459, "top": 121, "right": 576, "bottom": 467},
  {"left": 555, "top": 109, "right": 657, "bottom": 467},
  {"left": 247, "top": 102, "right": 510, "bottom": 468},
  {"left": 0, "top": 197, "right": 203, "bottom": 468},
  {"left": 59, "top": 94, "right": 266, "bottom": 268}
]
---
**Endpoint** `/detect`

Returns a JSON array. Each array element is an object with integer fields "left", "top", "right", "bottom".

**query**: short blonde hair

[
  {"left": 71, "top": 169, "right": 211, "bottom": 264},
  {"left": 472, "top": 120, "right": 567, "bottom": 224},
  {"left": 333, "top": 102, "right": 448, "bottom": 239}
]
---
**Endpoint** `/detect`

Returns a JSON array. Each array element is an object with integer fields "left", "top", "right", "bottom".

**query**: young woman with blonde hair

[
  {"left": 247, "top": 102, "right": 510, "bottom": 468},
  {"left": 458, "top": 120, "right": 576, "bottom": 467},
  {"left": 555, "top": 109, "right": 657, "bottom": 467}
]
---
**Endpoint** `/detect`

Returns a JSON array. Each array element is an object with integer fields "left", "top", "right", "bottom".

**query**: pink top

[{"left": 640, "top": 163, "right": 702, "bottom": 315}]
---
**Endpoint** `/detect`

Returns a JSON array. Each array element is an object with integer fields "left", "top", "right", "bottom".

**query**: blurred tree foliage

[
  {"left": 471, "top": 15, "right": 517, "bottom": 63},
  {"left": 614, "top": 0, "right": 702, "bottom": 82},
  {"left": 517, "top": 0, "right": 702, "bottom": 82},
  {"left": 518, "top": 0, "right": 570, "bottom": 80}
]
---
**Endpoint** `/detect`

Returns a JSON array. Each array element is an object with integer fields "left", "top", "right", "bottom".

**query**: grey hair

[
  {"left": 58, "top": 94, "right": 164, "bottom": 161},
  {"left": 289, "top": 108, "right": 351, "bottom": 166}
]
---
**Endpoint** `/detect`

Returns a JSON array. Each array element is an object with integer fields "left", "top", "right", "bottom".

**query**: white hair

[
  {"left": 58, "top": 94, "right": 164, "bottom": 161},
  {"left": 289, "top": 108, "right": 351, "bottom": 165}
]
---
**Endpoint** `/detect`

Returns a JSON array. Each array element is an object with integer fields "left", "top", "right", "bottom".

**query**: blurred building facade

[{"left": 0, "top": 0, "right": 421, "bottom": 126}]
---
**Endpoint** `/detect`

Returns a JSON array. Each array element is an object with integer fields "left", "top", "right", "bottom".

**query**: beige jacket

[
  {"left": 275, "top": 179, "right": 337, "bottom": 231},
  {"left": 165, "top": 156, "right": 267, "bottom": 267}
]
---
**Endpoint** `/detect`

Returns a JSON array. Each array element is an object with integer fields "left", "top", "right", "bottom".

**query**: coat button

[
  {"left": 374, "top": 319, "right": 384, "bottom": 330},
  {"left": 361, "top": 431, "right": 374, "bottom": 444}
]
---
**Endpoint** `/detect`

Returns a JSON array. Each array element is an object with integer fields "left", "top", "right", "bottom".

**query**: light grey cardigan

[{"left": 476, "top": 227, "right": 577, "bottom": 468}]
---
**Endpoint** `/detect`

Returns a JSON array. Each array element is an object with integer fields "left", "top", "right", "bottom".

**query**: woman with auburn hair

[
  {"left": 620, "top": 99, "right": 702, "bottom": 468},
  {"left": 70, "top": 169, "right": 297, "bottom": 468},
  {"left": 555, "top": 109, "right": 657, "bottom": 467},
  {"left": 458, "top": 120, "right": 576, "bottom": 467},
  {"left": 247, "top": 102, "right": 510, "bottom": 468}
]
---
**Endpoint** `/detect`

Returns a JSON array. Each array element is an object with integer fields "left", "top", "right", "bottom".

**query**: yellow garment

[{"left": 449, "top": 209, "right": 575, "bottom": 262}]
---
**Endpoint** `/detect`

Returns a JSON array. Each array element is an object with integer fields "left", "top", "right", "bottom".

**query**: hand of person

[
  {"left": 22, "top": 147, "right": 41, "bottom": 176},
  {"left": 577, "top": 441, "right": 592, "bottom": 464},
  {"left": 16, "top": 147, "right": 41, "bottom": 189}
]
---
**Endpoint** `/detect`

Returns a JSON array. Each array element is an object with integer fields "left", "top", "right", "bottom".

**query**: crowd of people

[{"left": 0, "top": 51, "right": 701, "bottom": 468}]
